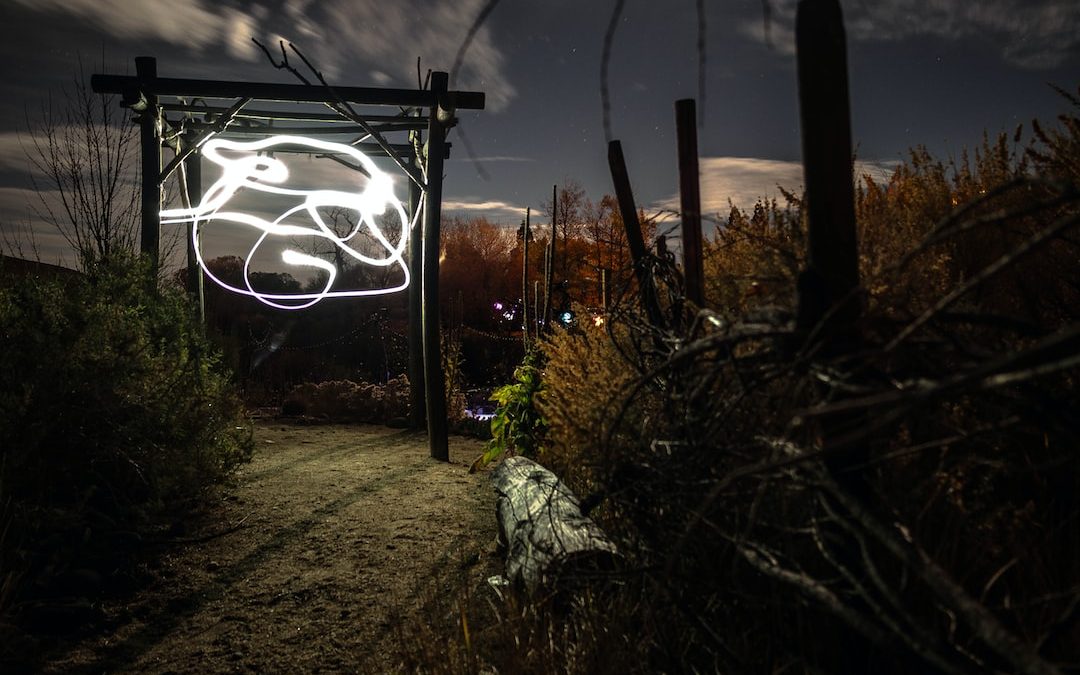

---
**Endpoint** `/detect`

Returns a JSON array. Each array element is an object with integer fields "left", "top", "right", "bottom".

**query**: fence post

[
  {"left": 676, "top": 99, "right": 704, "bottom": 308},
  {"left": 795, "top": 0, "right": 860, "bottom": 340},
  {"left": 601, "top": 267, "right": 611, "bottom": 313},
  {"left": 543, "top": 185, "right": 557, "bottom": 332},
  {"left": 607, "top": 140, "right": 665, "bottom": 330},
  {"left": 795, "top": 6, "right": 873, "bottom": 670},
  {"left": 522, "top": 207, "right": 530, "bottom": 348}
]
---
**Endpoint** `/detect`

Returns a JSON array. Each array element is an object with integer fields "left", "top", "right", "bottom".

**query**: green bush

[
  {"left": 0, "top": 255, "right": 251, "bottom": 624},
  {"left": 470, "top": 349, "right": 548, "bottom": 471}
]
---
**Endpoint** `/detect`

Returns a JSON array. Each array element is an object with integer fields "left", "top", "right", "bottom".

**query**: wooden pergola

[{"left": 92, "top": 57, "right": 485, "bottom": 461}]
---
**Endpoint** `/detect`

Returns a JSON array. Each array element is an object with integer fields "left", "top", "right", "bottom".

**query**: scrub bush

[{"left": 0, "top": 254, "right": 251, "bottom": 638}]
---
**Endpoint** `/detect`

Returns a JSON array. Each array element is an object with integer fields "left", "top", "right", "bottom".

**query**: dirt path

[{"left": 42, "top": 422, "right": 499, "bottom": 674}]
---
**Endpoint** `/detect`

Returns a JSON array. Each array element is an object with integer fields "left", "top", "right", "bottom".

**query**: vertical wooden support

[
  {"left": 675, "top": 99, "right": 704, "bottom": 308},
  {"left": 533, "top": 281, "right": 541, "bottom": 340},
  {"left": 136, "top": 57, "right": 161, "bottom": 273},
  {"left": 542, "top": 240, "right": 553, "bottom": 333},
  {"left": 543, "top": 185, "right": 557, "bottom": 331},
  {"left": 601, "top": 268, "right": 611, "bottom": 313},
  {"left": 408, "top": 145, "right": 426, "bottom": 429},
  {"left": 608, "top": 140, "right": 665, "bottom": 330},
  {"left": 795, "top": 0, "right": 860, "bottom": 337},
  {"left": 522, "top": 207, "right": 530, "bottom": 348},
  {"left": 182, "top": 136, "right": 205, "bottom": 325},
  {"left": 795, "top": 10, "right": 871, "bottom": 671},
  {"left": 422, "top": 72, "right": 450, "bottom": 462}
]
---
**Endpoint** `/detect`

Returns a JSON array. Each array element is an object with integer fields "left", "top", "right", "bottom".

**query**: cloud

[
  {"left": 268, "top": 0, "right": 516, "bottom": 111},
  {"left": 442, "top": 198, "right": 528, "bottom": 222},
  {"left": 15, "top": 0, "right": 516, "bottom": 110},
  {"left": 655, "top": 156, "right": 896, "bottom": 217},
  {"left": 740, "top": 0, "right": 1080, "bottom": 69},
  {"left": 0, "top": 186, "right": 78, "bottom": 266},
  {"left": 14, "top": 0, "right": 223, "bottom": 49},
  {"left": 448, "top": 156, "right": 535, "bottom": 163},
  {"left": 224, "top": 7, "right": 262, "bottom": 62},
  {"left": 0, "top": 132, "right": 36, "bottom": 176}
]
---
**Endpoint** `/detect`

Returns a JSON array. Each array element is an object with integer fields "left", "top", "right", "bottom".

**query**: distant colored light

[
  {"left": 494, "top": 302, "right": 504, "bottom": 310},
  {"left": 161, "top": 134, "right": 414, "bottom": 310},
  {"left": 593, "top": 315, "right": 604, "bottom": 327},
  {"left": 559, "top": 311, "right": 573, "bottom": 324}
]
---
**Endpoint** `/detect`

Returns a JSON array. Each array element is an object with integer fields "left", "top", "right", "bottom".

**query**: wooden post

[
  {"left": 601, "top": 268, "right": 611, "bottom": 313},
  {"left": 522, "top": 207, "right": 530, "bottom": 348},
  {"left": 607, "top": 140, "right": 664, "bottom": 330},
  {"left": 533, "top": 281, "right": 540, "bottom": 340},
  {"left": 136, "top": 57, "right": 161, "bottom": 273},
  {"left": 182, "top": 134, "right": 204, "bottom": 325},
  {"left": 422, "top": 72, "right": 450, "bottom": 461},
  {"left": 795, "top": 9, "right": 871, "bottom": 671},
  {"left": 543, "top": 185, "right": 557, "bottom": 331},
  {"left": 542, "top": 240, "right": 553, "bottom": 333},
  {"left": 408, "top": 144, "right": 426, "bottom": 429},
  {"left": 676, "top": 99, "right": 704, "bottom": 308},
  {"left": 795, "top": 0, "right": 860, "bottom": 338}
]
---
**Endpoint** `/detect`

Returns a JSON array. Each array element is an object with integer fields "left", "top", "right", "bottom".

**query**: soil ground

[{"left": 38, "top": 421, "right": 500, "bottom": 674}]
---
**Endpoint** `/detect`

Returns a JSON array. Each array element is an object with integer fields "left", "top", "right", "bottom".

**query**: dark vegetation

[
  {"left": 0, "top": 38, "right": 1076, "bottom": 675},
  {"left": 408, "top": 90, "right": 1080, "bottom": 674},
  {"left": 0, "top": 256, "right": 251, "bottom": 669}
]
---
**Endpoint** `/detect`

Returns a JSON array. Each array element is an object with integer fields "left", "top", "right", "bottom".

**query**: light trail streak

[{"left": 161, "top": 135, "right": 418, "bottom": 309}]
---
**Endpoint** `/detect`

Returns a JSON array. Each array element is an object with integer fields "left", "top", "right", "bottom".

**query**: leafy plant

[{"left": 470, "top": 349, "right": 547, "bottom": 472}]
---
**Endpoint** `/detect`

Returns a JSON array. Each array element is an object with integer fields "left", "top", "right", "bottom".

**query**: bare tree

[{"left": 20, "top": 60, "right": 140, "bottom": 269}]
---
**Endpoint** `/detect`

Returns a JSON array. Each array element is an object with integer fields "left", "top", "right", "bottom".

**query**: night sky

[{"left": 0, "top": 0, "right": 1077, "bottom": 267}]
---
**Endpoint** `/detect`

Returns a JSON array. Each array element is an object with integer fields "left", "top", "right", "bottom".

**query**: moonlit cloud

[
  {"left": 442, "top": 198, "right": 528, "bottom": 222},
  {"left": 13, "top": 0, "right": 222, "bottom": 49},
  {"left": 13, "top": 0, "right": 516, "bottom": 110},
  {"left": 224, "top": 7, "right": 262, "bottom": 62},
  {"left": 655, "top": 156, "right": 897, "bottom": 218},
  {"left": 448, "top": 156, "right": 535, "bottom": 163},
  {"left": 267, "top": 0, "right": 516, "bottom": 111},
  {"left": 741, "top": 0, "right": 1080, "bottom": 69},
  {"left": 0, "top": 187, "right": 75, "bottom": 265},
  {"left": 0, "top": 132, "right": 35, "bottom": 175}
]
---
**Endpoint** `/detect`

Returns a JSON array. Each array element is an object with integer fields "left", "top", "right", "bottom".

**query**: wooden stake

[
  {"left": 607, "top": 140, "right": 664, "bottom": 330},
  {"left": 676, "top": 98, "right": 704, "bottom": 308},
  {"left": 522, "top": 207, "right": 530, "bottom": 348},
  {"left": 795, "top": 0, "right": 860, "bottom": 338}
]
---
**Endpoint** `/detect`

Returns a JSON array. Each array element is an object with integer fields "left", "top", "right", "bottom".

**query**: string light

[{"left": 161, "top": 135, "right": 418, "bottom": 310}]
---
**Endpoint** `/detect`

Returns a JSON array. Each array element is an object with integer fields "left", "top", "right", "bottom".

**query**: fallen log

[{"left": 492, "top": 456, "right": 618, "bottom": 594}]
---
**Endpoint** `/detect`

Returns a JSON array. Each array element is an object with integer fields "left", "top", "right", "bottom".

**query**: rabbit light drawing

[{"left": 161, "top": 135, "right": 416, "bottom": 309}]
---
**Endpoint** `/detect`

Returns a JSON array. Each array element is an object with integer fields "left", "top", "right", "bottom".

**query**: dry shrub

[
  {"left": 282, "top": 376, "right": 409, "bottom": 422},
  {"left": 538, "top": 314, "right": 649, "bottom": 491},
  {"left": 702, "top": 196, "right": 804, "bottom": 316},
  {"left": 513, "top": 97, "right": 1080, "bottom": 674},
  {"left": 396, "top": 562, "right": 653, "bottom": 674}
]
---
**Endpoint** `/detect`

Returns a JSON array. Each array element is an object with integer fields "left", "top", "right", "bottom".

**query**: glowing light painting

[{"left": 161, "top": 135, "right": 417, "bottom": 309}]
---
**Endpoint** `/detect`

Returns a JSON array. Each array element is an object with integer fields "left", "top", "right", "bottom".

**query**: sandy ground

[{"left": 40, "top": 421, "right": 499, "bottom": 674}]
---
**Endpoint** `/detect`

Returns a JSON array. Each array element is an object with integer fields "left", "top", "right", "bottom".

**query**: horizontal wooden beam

[
  {"left": 92, "top": 74, "right": 485, "bottom": 110},
  {"left": 183, "top": 122, "right": 426, "bottom": 135},
  {"left": 160, "top": 103, "right": 422, "bottom": 124}
]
